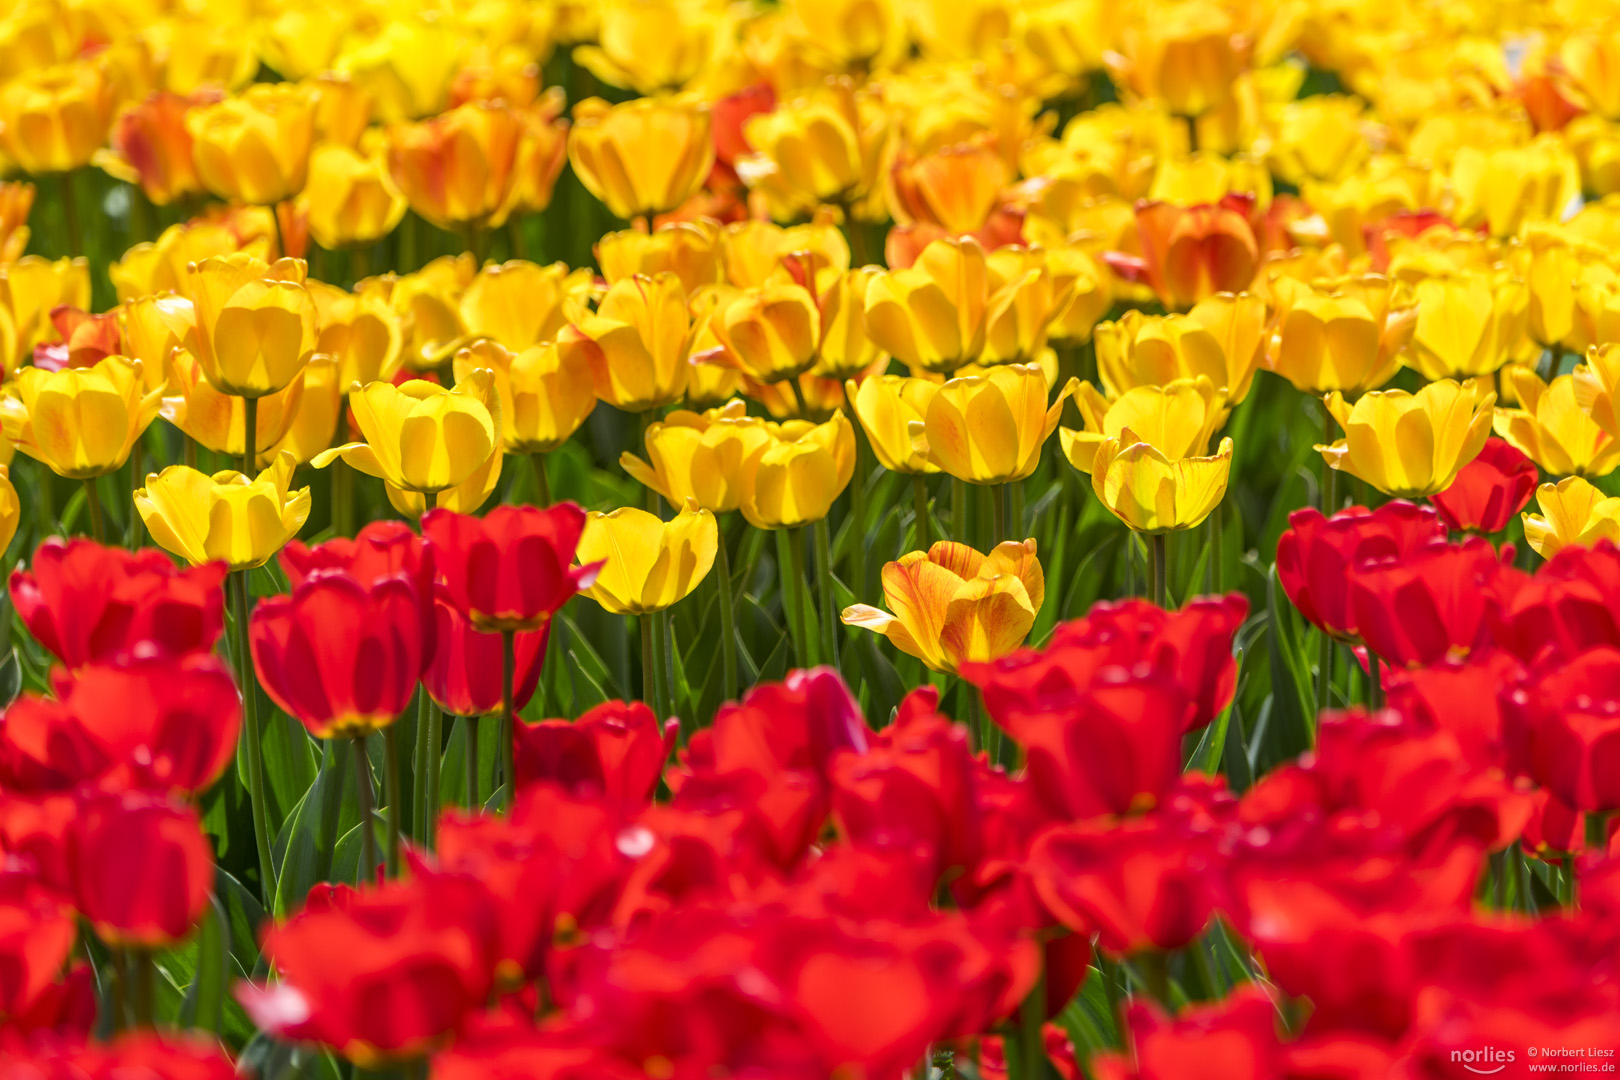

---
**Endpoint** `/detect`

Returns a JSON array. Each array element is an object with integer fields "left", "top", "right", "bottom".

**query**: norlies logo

[{"left": 1453, "top": 1047, "right": 1517, "bottom": 1075}]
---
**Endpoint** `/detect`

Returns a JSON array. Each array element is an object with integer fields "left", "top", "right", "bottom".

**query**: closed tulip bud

[
  {"left": 385, "top": 101, "right": 523, "bottom": 231},
  {"left": 1060, "top": 376, "right": 1228, "bottom": 475},
  {"left": 843, "top": 539, "right": 1043, "bottom": 673},
  {"left": 308, "top": 283, "right": 405, "bottom": 389},
  {"left": 1403, "top": 270, "right": 1529, "bottom": 380},
  {"left": 1495, "top": 367, "right": 1619, "bottom": 478},
  {"left": 422, "top": 503, "right": 596, "bottom": 633},
  {"left": 848, "top": 375, "right": 940, "bottom": 475},
  {"left": 0, "top": 465, "right": 17, "bottom": 558},
  {"left": 136, "top": 452, "right": 312, "bottom": 571},
  {"left": 1091, "top": 430, "right": 1234, "bottom": 533},
  {"left": 186, "top": 254, "right": 318, "bottom": 398},
  {"left": 702, "top": 281, "right": 821, "bottom": 384},
  {"left": 1429, "top": 437, "right": 1539, "bottom": 535},
  {"left": 1266, "top": 274, "right": 1414, "bottom": 395},
  {"left": 266, "top": 356, "right": 342, "bottom": 466},
  {"left": 1, "top": 256, "right": 90, "bottom": 351},
  {"left": 865, "top": 236, "right": 992, "bottom": 375},
  {"left": 1113, "top": 197, "right": 1261, "bottom": 311},
  {"left": 93, "top": 90, "right": 210, "bottom": 206},
  {"left": 453, "top": 340, "right": 595, "bottom": 455},
  {"left": 738, "top": 84, "right": 870, "bottom": 214},
  {"left": 0, "top": 61, "right": 113, "bottom": 174},
  {"left": 567, "top": 95, "right": 714, "bottom": 221},
  {"left": 596, "top": 219, "right": 723, "bottom": 295},
  {"left": 1, "top": 356, "right": 160, "bottom": 480},
  {"left": 912, "top": 363, "right": 1076, "bottom": 484},
  {"left": 1450, "top": 135, "right": 1581, "bottom": 238},
  {"left": 572, "top": 0, "right": 714, "bottom": 95},
  {"left": 301, "top": 144, "right": 406, "bottom": 251},
  {"left": 887, "top": 132, "right": 1009, "bottom": 237},
  {"left": 556, "top": 271, "right": 693, "bottom": 412},
  {"left": 739, "top": 411, "right": 856, "bottom": 529},
  {"left": 1522, "top": 476, "right": 1620, "bottom": 558},
  {"left": 811, "top": 266, "right": 886, "bottom": 379},
  {"left": 160, "top": 349, "right": 303, "bottom": 460},
  {"left": 459, "top": 260, "right": 593, "bottom": 351},
  {"left": 1320, "top": 379, "right": 1496, "bottom": 498},
  {"left": 1104, "top": 4, "right": 1248, "bottom": 118},
  {"left": 69, "top": 792, "right": 212, "bottom": 948},
  {"left": 424, "top": 584, "right": 547, "bottom": 717},
  {"left": 577, "top": 501, "right": 718, "bottom": 615},
  {"left": 621, "top": 399, "right": 773, "bottom": 512},
  {"left": 1096, "top": 292, "right": 1267, "bottom": 403},
  {"left": 187, "top": 83, "right": 315, "bottom": 206}
]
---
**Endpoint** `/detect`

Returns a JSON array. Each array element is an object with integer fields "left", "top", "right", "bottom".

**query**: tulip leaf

[
  {"left": 251, "top": 705, "right": 318, "bottom": 835},
  {"left": 559, "top": 611, "right": 620, "bottom": 705},
  {"left": 0, "top": 649, "right": 19, "bottom": 709},
  {"left": 1059, "top": 964, "right": 1122, "bottom": 1056},
  {"left": 239, "top": 1036, "right": 344, "bottom": 1080},
  {"left": 272, "top": 741, "right": 359, "bottom": 916},
  {"left": 331, "top": 814, "right": 390, "bottom": 888},
  {"left": 213, "top": 866, "right": 267, "bottom": 978},
  {"left": 439, "top": 714, "right": 499, "bottom": 813}
]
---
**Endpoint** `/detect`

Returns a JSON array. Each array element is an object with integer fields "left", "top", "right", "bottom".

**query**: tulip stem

[
  {"left": 57, "top": 172, "right": 81, "bottom": 256},
  {"left": 814, "top": 517, "right": 839, "bottom": 672},
  {"left": 232, "top": 570, "right": 277, "bottom": 908},
  {"left": 786, "top": 376, "right": 811, "bottom": 419},
  {"left": 952, "top": 479, "right": 968, "bottom": 545},
  {"left": 269, "top": 202, "right": 288, "bottom": 260},
  {"left": 715, "top": 524, "right": 738, "bottom": 702},
  {"left": 128, "top": 439, "right": 144, "bottom": 550},
  {"left": 423, "top": 702, "right": 441, "bottom": 848},
  {"left": 1316, "top": 632, "right": 1333, "bottom": 719},
  {"left": 787, "top": 527, "right": 814, "bottom": 667},
  {"left": 1320, "top": 408, "right": 1337, "bottom": 515},
  {"left": 128, "top": 949, "right": 155, "bottom": 1028},
  {"left": 411, "top": 691, "right": 430, "bottom": 840},
  {"left": 382, "top": 724, "right": 402, "bottom": 878},
  {"left": 991, "top": 483, "right": 1007, "bottom": 545},
  {"left": 641, "top": 613, "right": 658, "bottom": 716},
  {"left": 83, "top": 478, "right": 104, "bottom": 542},
  {"left": 1148, "top": 532, "right": 1168, "bottom": 608},
  {"left": 500, "top": 629, "right": 516, "bottom": 812},
  {"left": 352, "top": 735, "right": 379, "bottom": 885},
  {"left": 1009, "top": 480, "right": 1024, "bottom": 542},
  {"left": 530, "top": 452, "right": 551, "bottom": 507},
  {"left": 913, "top": 475, "right": 932, "bottom": 551},
  {"left": 1184, "top": 114, "right": 1198, "bottom": 154},
  {"left": 1367, "top": 650, "right": 1383, "bottom": 711},
  {"left": 465, "top": 716, "right": 480, "bottom": 809},
  {"left": 243, "top": 395, "right": 258, "bottom": 477},
  {"left": 848, "top": 432, "right": 867, "bottom": 595}
]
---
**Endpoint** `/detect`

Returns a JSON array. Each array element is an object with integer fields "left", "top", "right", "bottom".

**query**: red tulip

[
  {"left": 710, "top": 82, "right": 773, "bottom": 167},
  {"left": 238, "top": 873, "right": 499, "bottom": 1066},
  {"left": 1503, "top": 646, "right": 1620, "bottom": 812},
  {"left": 250, "top": 571, "right": 429, "bottom": 738},
  {"left": 280, "top": 520, "right": 436, "bottom": 646},
  {"left": 422, "top": 504, "right": 597, "bottom": 633},
  {"left": 1348, "top": 535, "right": 1503, "bottom": 668},
  {"left": 0, "top": 793, "right": 76, "bottom": 896},
  {"left": 0, "top": 1032, "right": 239, "bottom": 1079},
  {"left": 1428, "top": 436, "right": 1538, "bottom": 534},
  {"left": 1521, "top": 789, "right": 1588, "bottom": 859},
  {"left": 1276, "top": 502, "right": 1445, "bottom": 642},
  {"left": 68, "top": 791, "right": 213, "bottom": 947},
  {"left": 9, "top": 538, "right": 227, "bottom": 669},
  {"left": 1384, "top": 649, "right": 1525, "bottom": 770},
  {"left": 0, "top": 876, "right": 76, "bottom": 1027},
  {"left": 1091, "top": 989, "right": 1285, "bottom": 1080},
  {"left": 0, "top": 654, "right": 241, "bottom": 796},
  {"left": 1492, "top": 541, "right": 1620, "bottom": 666},
  {"left": 423, "top": 585, "right": 547, "bottom": 717},
  {"left": 513, "top": 699, "right": 676, "bottom": 812}
]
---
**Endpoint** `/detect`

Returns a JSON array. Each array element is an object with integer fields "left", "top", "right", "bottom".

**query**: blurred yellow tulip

[
  {"left": 701, "top": 281, "right": 821, "bottom": 384},
  {"left": 1402, "top": 270, "right": 1529, "bottom": 381},
  {"left": 1095, "top": 292, "right": 1267, "bottom": 402},
  {"left": 110, "top": 219, "right": 268, "bottom": 303},
  {"left": 1045, "top": 245, "right": 1113, "bottom": 344},
  {"left": 1522, "top": 476, "right": 1620, "bottom": 559},
  {"left": 842, "top": 538, "right": 1044, "bottom": 673},
  {"left": 264, "top": 356, "right": 341, "bottom": 467},
  {"left": 567, "top": 95, "right": 714, "bottom": 221},
  {"left": 573, "top": 0, "right": 715, "bottom": 95},
  {"left": 596, "top": 220, "right": 723, "bottom": 295},
  {"left": 120, "top": 292, "right": 195, "bottom": 387},
  {"left": 186, "top": 254, "right": 318, "bottom": 398},
  {"left": 1264, "top": 95, "right": 1370, "bottom": 185},
  {"left": 308, "top": 282, "right": 405, "bottom": 390},
  {"left": 0, "top": 255, "right": 89, "bottom": 351},
  {"left": 1091, "top": 431, "right": 1233, "bottom": 533},
  {"left": 187, "top": 83, "right": 315, "bottom": 206},
  {"left": 1060, "top": 376, "right": 1227, "bottom": 475},
  {"left": 1575, "top": 343, "right": 1620, "bottom": 441},
  {"left": 577, "top": 501, "right": 718, "bottom": 615},
  {"left": 1494, "top": 367, "right": 1619, "bottom": 478},
  {"left": 812, "top": 266, "right": 887, "bottom": 379},
  {"left": 459, "top": 260, "right": 593, "bottom": 351},
  {"left": 738, "top": 411, "right": 856, "bottom": 529},
  {"left": 0, "top": 356, "right": 160, "bottom": 479},
  {"left": 301, "top": 144, "right": 407, "bottom": 251},
  {"left": 556, "top": 271, "right": 693, "bottom": 412},
  {"left": 453, "top": 339, "right": 595, "bottom": 455},
  {"left": 981, "top": 246, "right": 1078, "bottom": 367},
  {"left": 784, "top": 0, "right": 903, "bottom": 69},
  {"left": 910, "top": 363, "right": 1076, "bottom": 484},
  {"left": 738, "top": 83, "right": 872, "bottom": 213},
  {"left": 0, "top": 61, "right": 113, "bottom": 174},
  {"left": 621, "top": 399, "right": 773, "bottom": 513},
  {"left": 0, "top": 464, "right": 18, "bottom": 557},
  {"left": 334, "top": 18, "right": 466, "bottom": 123},
  {"left": 136, "top": 451, "right": 312, "bottom": 571},
  {"left": 1104, "top": 3, "right": 1249, "bottom": 118},
  {"left": 1320, "top": 379, "right": 1496, "bottom": 498},
  {"left": 720, "top": 217, "right": 850, "bottom": 290},
  {"left": 847, "top": 374, "right": 940, "bottom": 475},
  {"left": 1266, "top": 274, "right": 1416, "bottom": 394},
  {"left": 864, "top": 236, "right": 990, "bottom": 375},
  {"left": 1450, "top": 135, "right": 1581, "bottom": 239},
  {"left": 1515, "top": 228, "right": 1594, "bottom": 352}
]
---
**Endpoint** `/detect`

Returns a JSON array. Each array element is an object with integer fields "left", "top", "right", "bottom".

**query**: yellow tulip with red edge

[
  {"left": 188, "top": 82, "right": 316, "bottom": 206},
  {"left": 556, "top": 271, "right": 694, "bottom": 412},
  {"left": 1059, "top": 376, "right": 1227, "bottom": 476},
  {"left": 567, "top": 95, "right": 714, "bottom": 221},
  {"left": 385, "top": 101, "right": 522, "bottom": 231},
  {"left": 910, "top": 363, "right": 1076, "bottom": 484},
  {"left": 453, "top": 339, "right": 595, "bottom": 455},
  {"left": 621, "top": 400, "right": 773, "bottom": 513}
]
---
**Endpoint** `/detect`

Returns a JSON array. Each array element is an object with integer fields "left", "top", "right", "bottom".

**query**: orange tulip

[
  {"left": 1107, "top": 196, "right": 1260, "bottom": 311},
  {"left": 386, "top": 101, "right": 523, "bottom": 232},
  {"left": 94, "top": 90, "right": 213, "bottom": 206}
]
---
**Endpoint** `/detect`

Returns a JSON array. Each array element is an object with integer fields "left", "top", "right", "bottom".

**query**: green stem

[
  {"left": 269, "top": 201, "right": 288, "bottom": 261},
  {"left": 233, "top": 570, "right": 276, "bottom": 907},
  {"left": 83, "top": 478, "right": 104, "bottom": 542},
  {"left": 787, "top": 527, "right": 814, "bottom": 667},
  {"left": 814, "top": 517, "right": 838, "bottom": 672},
  {"left": 1016, "top": 967, "right": 1048, "bottom": 1080},
  {"left": 1009, "top": 479, "right": 1024, "bottom": 542},
  {"left": 530, "top": 452, "right": 551, "bottom": 506},
  {"left": 350, "top": 244, "right": 370, "bottom": 283},
  {"left": 1148, "top": 532, "right": 1167, "bottom": 607},
  {"left": 128, "top": 949, "right": 154, "bottom": 1028},
  {"left": 382, "top": 724, "right": 402, "bottom": 877},
  {"left": 1208, "top": 504, "right": 1222, "bottom": 593},
  {"left": 37, "top": 467, "right": 54, "bottom": 539},
  {"left": 715, "top": 521, "right": 738, "bottom": 702},
  {"left": 1368, "top": 650, "right": 1383, "bottom": 711},
  {"left": 314, "top": 738, "right": 345, "bottom": 884},
  {"left": 1321, "top": 406, "right": 1338, "bottom": 515},
  {"left": 787, "top": 375, "right": 811, "bottom": 419},
  {"left": 464, "top": 715, "right": 480, "bottom": 810},
  {"left": 641, "top": 613, "right": 658, "bottom": 715},
  {"left": 1318, "top": 630, "right": 1334, "bottom": 717},
  {"left": 848, "top": 431, "right": 867, "bottom": 596},
  {"left": 991, "top": 483, "right": 1007, "bottom": 545},
  {"left": 1184, "top": 114, "right": 1199, "bottom": 154},
  {"left": 352, "top": 734, "right": 378, "bottom": 885},
  {"left": 913, "top": 475, "right": 932, "bottom": 551},
  {"left": 128, "top": 438, "right": 144, "bottom": 550},
  {"left": 243, "top": 395, "right": 258, "bottom": 476},
  {"left": 500, "top": 629, "right": 516, "bottom": 812},
  {"left": 638, "top": 411, "right": 660, "bottom": 514},
  {"left": 411, "top": 690, "right": 430, "bottom": 841},
  {"left": 58, "top": 172, "right": 81, "bottom": 255},
  {"left": 331, "top": 410, "right": 351, "bottom": 536},
  {"left": 423, "top": 701, "right": 441, "bottom": 848}
]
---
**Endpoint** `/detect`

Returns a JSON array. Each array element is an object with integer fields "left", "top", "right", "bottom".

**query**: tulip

[
  {"left": 1060, "top": 376, "right": 1228, "bottom": 476},
  {"left": 701, "top": 281, "right": 821, "bottom": 384},
  {"left": 848, "top": 375, "right": 940, "bottom": 476},
  {"left": 577, "top": 501, "right": 718, "bottom": 616},
  {"left": 111, "top": 219, "right": 268, "bottom": 304},
  {"left": 1090, "top": 430, "right": 1233, "bottom": 534},
  {"left": 302, "top": 144, "right": 407, "bottom": 251},
  {"left": 721, "top": 217, "right": 850, "bottom": 289},
  {"left": 308, "top": 283, "right": 405, "bottom": 390},
  {"left": 1514, "top": 227, "right": 1593, "bottom": 352},
  {"left": 185, "top": 254, "right": 318, "bottom": 398},
  {"left": 93, "top": 90, "right": 210, "bottom": 206},
  {"left": 596, "top": 220, "right": 723, "bottom": 295},
  {"left": 738, "top": 84, "right": 873, "bottom": 214},
  {"left": 135, "top": 452, "right": 312, "bottom": 571},
  {"left": 1573, "top": 343, "right": 1620, "bottom": 441},
  {"left": 34, "top": 305, "right": 120, "bottom": 372},
  {"left": 0, "top": 61, "right": 113, "bottom": 174},
  {"left": 385, "top": 101, "right": 522, "bottom": 231},
  {"left": 458, "top": 260, "right": 593, "bottom": 351},
  {"left": 1319, "top": 379, "right": 1496, "bottom": 498},
  {"left": 1503, "top": 646, "right": 1620, "bottom": 811},
  {"left": 0, "top": 465, "right": 17, "bottom": 561},
  {"left": 265, "top": 356, "right": 342, "bottom": 467},
  {"left": 887, "top": 131, "right": 1010, "bottom": 238},
  {"left": 187, "top": 82, "right": 315, "bottom": 206},
  {"left": 1104, "top": 3, "right": 1248, "bottom": 118},
  {"left": 423, "top": 586, "right": 547, "bottom": 718},
  {"left": 1265, "top": 274, "right": 1416, "bottom": 394},
  {"left": 9, "top": 537, "right": 227, "bottom": 670},
  {"left": 422, "top": 504, "right": 595, "bottom": 634},
  {"left": 911, "top": 364, "right": 1075, "bottom": 485},
  {"left": 280, "top": 520, "right": 434, "bottom": 597},
  {"left": 309, "top": 72, "right": 373, "bottom": 150},
  {"left": 513, "top": 700, "right": 673, "bottom": 811},
  {"left": 1450, "top": 135, "right": 1582, "bottom": 238},
  {"left": 1429, "top": 437, "right": 1539, "bottom": 534},
  {"left": 1494, "top": 367, "right": 1620, "bottom": 478},
  {"left": 1350, "top": 536, "right": 1501, "bottom": 668},
  {"left": 1112, "top": 197, "right": 1260, "bottom": 311},
  {"left": 1095, "top": 292, "right": 1267, "bottom": 403},
  {"left": 864, "top": 236, "right": 991, "bottom": 375},
  {"left": 1402, "top": 270, "right": 1530, "bottom": 380},
  {"left": 336, "top": 17, "right": 466, "bottom": 122},
  {"left": 160, "top": 349, "right": 304, "bottom": 462},
  {"left": 568, "top": 95, "right": 715, "bottom": 221},
  {"left": 69, "top": 792, "right": 213, "bottom": 948},
  {"left": 843, "top": 539, "right": 1043, "bottom": 673},
  {"left": 812, "top": 266, "right": 887, "bottom": 379},
  {"left": 0, "top": 356, "right": 161, "bottom": 479},
  {"left": 0, "top": 181, "right": 32, "bottom": 264},
  {"left": 250, "top": 572, "right": 429, "bottom": 739},
  {"left": 573, "top": 0, "right": 715, "bottom": 95},
  {"left": 1522, "top": 477, "right": 1620, "bottom": 558},
  {"left": 556, "top": 272, "right": 694, "bottom": 412},
  {"left": 784, "top": 0, "right": 902, "bottom": 68},
  {"left": 1266, "top": 94, "right": 1371, "bottom": 185},
  {"left": 739, "top": 411, "right": 857, "bottom": 529},
  {"left": 1, "top": 256, "right": 90, "bottom": 352},
  {"left": 501, "top": 99, "right": 572, "bottom": 224},
  {"left": 453, "top": 340, "right": 595, "bottom": 456},
  {"left": 620, "top": 399, "right": 774, "bottom": 512},
  {"left": 1494, "top": 543, "right": 1620, "bottom": 665}
]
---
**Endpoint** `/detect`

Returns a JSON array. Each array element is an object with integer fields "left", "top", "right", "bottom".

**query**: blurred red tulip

[
  {"left": 1493, "top": 541, "right": 1620, "bottom": 666},
  {"left": 422, "top": 504, "right": 596, "bottom": 633},
  {"left": 10, "top": 538, "right": 228, "bottom": 670},
  {"left": 68, "top": 791, "right": 213, "bottom": 948},
  {"left": 711, "top": 83, "right": 773, "bottom": 168},
  {"left": 1091, "top": 989, "right": 1286, "bottom": 1080},
  {"left": 1276, "top": 502, "right": 1447, "bottom": 643},
  {"left": 0, "top": 876, "right": 76, "bottom": 1027},
  {"left": 1349, "top": 535, "right": 1504, "bottom": 668},
  {"left": 1428, "top": 436, "right": 1539, "bottom": 534},
  {"left": 422, "top": 584, "right": 546, "bottom": 717},
  {"left": 32, "top": 306, "right": 122, "bottom": 371},
  {"left": 0, "top": 654, "right": 241, "bottom": 796},
  {"left": 0, "top": 1031, "right": 241, "bottom": 1079},
  {"left": 1384, "top": 648, "right": 1526, "bottom": 768},
  {"left": 1503, "top": 645, "right": 1620, "bottom": 812},
  {"left": 513, "top": 699, "right": 675, "bottom": 812}
]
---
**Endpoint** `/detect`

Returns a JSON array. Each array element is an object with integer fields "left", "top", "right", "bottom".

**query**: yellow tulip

[
  {"left": 702, "top": 281, "right": 821, "bottom": 384},
  {"left": 910, "top": 363, "right": 1077, "bottom": 484},
  {"left": 0, "top": 255, "right": 89, "bottom": 351},
  {"left": 0, "top": 61, "right": 112, "bottom": 174},
  {"left": 720, "top": 217, "right": 849, "bottom": 290},
  {"left": 362, "top": 254, "right": 477, "bottom": 372},
  {"left": 453, "top": 339, "right": 595, "bottom": 455},
  {"left": 1572, "top": 263, "right": 1620, "bottom": 358},
  {"left": 1266, "top": 274, "right": 1416, "bottom": 394},
  {"left": 333, "top": 17, "right": 466, "bottom": 123},
  {"left": 1402, "top": 270, "right": 1529, "bottom": 381},
  {"left": 864, "top": 236, "right": 990, "bottom": 375},
  {"left": 738, "top": 411, "right": 856, "bottom": 529},
  {"left": 309, "top": 72, "right": 373, "bottom": 151},
  {"left": 847, "top": 374, "right": 940, "bottom": 475},
  {"left": 1575, "top": 343, "right": 1620, "bottom": 441},
  {"left": 576, "top": 501, "right": 719, "bottom": 615},
  {"left": 110, "top": 219, "right": 269, "bottom": 304},
  {"left": 188, "top": 83, "right": 315, "bottom": 206},
  {"left": 842, "top": 539, "right": 1043, "bottom": 673},
  {"left": 264, "top": 356, "right": 341, "bottom": 467},
  {"left": 568, "top": 95, "right": 714, "bottom": 221},
  {"left": 1091, "top": 431, "right": 1233, "bottom": 533},
  {"left": 0, "top": 356, "right": 161, "bottom": 479},
  {"left": 136, "top": 452, "right": 312, "bottom": 571},
  {"left": 1300, "top": 155, "right": 1437, "bottom": 256},
  {"left": 314, "top": 369, "right": 503, "bottom": 501},
  {"left": 159, "top": 349, "right": 321, "bottom": 464},
  {"left": 1522, "top": 476, "right": 1620, "bottom": 559},
  {"left": 384, "top": 101, "right": 522, "bottom": 231},
  {"left": 459, "top": 260, "right": 594, "bottom": 351},
  {"left": 1493, "top": 367, "right": 1619, "bottom": 478},
  {"left": 1265, "top": 94, "right": 1371, "bottom": 185},
  {"left": 572, "top": 0, "right": 714, "bottom": 96},
  {"left": 308, "top": 282, "right": 405, "bottom": 390},
  {"left": 556, "top": 271, "right": 693, "bottom": 412},
  {"left": 186, "top": 254, "right": 318, "bottom": 399},
  {"left": 301, "top": 144, "right": 407, "bottom": 251},
  {"left": 784, "top": 0, "right": 902, "bottom": 69},
  {"left": 121, "top": 293, "right": 195, "bottom": 388},
  {"left": 1104, "top": 3, "right": 1248, "bottom": 118},
  {"left": 1059, "top": 376, "right": 1227, "bottom": 476},
  {"left": 621, "top": 399, "right": 773, "bottom": 513},
  {"left": 1449, "top": 135, "right": 1581, "bottom": 239},
  {"left": 1095, "top": 292, "right": 1267, "bottom": 403},
  {"left": 595, "top": 220, "right": 723, "bottom": 295},
  {"left": 1514, "top": 227, "right": 1596, "bottom": 352},
  {"left": 811, "top": 266, "right": 887, "bottom": 380},
  {"left": 0, "top": 464, "right": 18, "bottom": 558},
  {"left": 980, "top": 246, "right": 1078, "bottom": 367},
  {"left": 504, "top": 103, "right": 571, "bottom": 222},
  {"left": 155, "top": 16, "right": 259, "bottom": 95},
  {"left": 1319, "top": 379, "right": 1496, "bottom": 498},
  {"left": 1563, "top": 31, "right": 1620, "bottom": 121},
  {"left": 738, "top": 84, "right": 870, "bottom": 213},
  {"left": 1045, "top": 244, "right": 1113, "bottom": 344}
]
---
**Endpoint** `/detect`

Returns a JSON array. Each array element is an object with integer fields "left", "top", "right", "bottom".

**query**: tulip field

[{"left": 10, "top": 0, "right": 1620, "bottom": 1078}]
